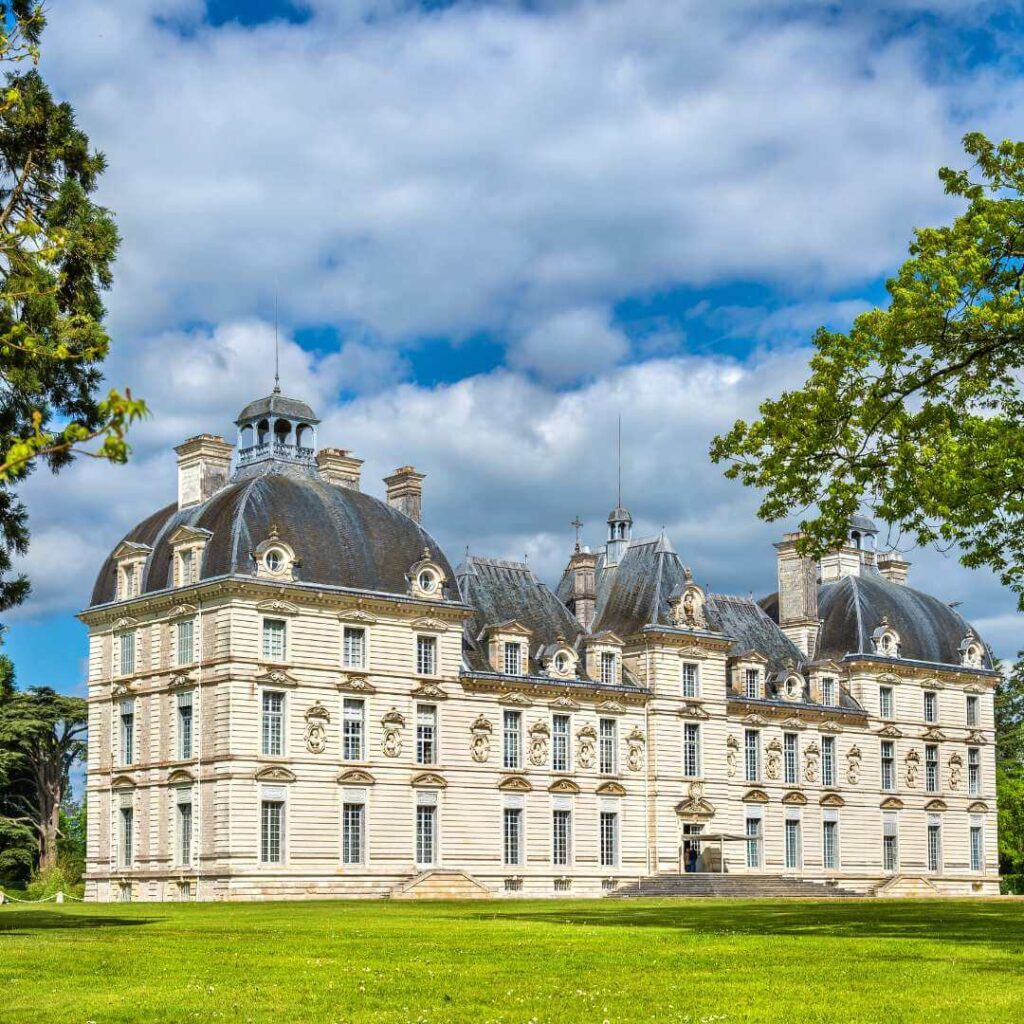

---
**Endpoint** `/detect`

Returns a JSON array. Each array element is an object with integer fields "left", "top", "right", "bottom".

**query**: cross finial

[{"left": 571, "top": 515, "right": 583, "bottom": 552}]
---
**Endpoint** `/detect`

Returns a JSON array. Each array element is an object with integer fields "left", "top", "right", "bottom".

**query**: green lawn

[{"left": 2, "top": 899, "right": 1024, "bottom": 1023}]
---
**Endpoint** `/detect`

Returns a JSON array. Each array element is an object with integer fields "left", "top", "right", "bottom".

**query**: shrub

[
  {"left": 23, "top": 862, "right": 84, "bottom": 901},
  {"left": 999, "top": 874, "right": 1024, "bottom": 895}
]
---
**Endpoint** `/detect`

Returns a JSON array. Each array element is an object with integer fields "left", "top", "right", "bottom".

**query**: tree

[
  {"left": 996, "top": 657, "right": 1024, "bottom": 876},
  {"left": 710, "top": 133, "right": 1024, "bottom": 604},
  {"left": 0, "top": 2, "right": 145, "bottom": 614}
]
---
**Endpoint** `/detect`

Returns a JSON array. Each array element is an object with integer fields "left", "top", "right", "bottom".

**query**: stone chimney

[
  {"left": 384, "top": 466, "right": 425, "bottom": 523},
  {"left": 563, "top": 548, "right": 598, "bottom": 631},
  {"left": 877, "top": 551, "right": 910, "bottom": 585},
  {"left": 775, "top": 532, "right": 820, "bottom": 656},
  {"left": 174, "top": 434, "right": 233, "bottom": 509},
  {"left": 317, "top": 448, "right": 363, "bottom": 490}
]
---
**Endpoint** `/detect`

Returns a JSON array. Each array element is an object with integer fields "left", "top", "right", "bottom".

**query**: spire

[
  {"left": 617, "top": 413, "right": 622, "bottom": 507},
  {"left": 571, "top": 515, "right": 584, "bottom": 553},
  {"left": 273, "top": 290, "right": 281, "bottom": 395}
]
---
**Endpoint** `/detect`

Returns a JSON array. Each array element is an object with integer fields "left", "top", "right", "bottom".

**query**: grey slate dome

[
  {"left": 235, "top": 392, "right": 319, "bottom": 425},
  {"left": 90, "top": 468, "right": 454, "bottom": 607}
]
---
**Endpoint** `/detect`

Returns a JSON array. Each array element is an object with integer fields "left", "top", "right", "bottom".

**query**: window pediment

[
  {"left": 338, "top": 768, "right": 376, "bottom": 785},
  {"left": 411, "top": 681, "right": 448, "bottom": 701},
  {"left": 411, "top": 772, "right": 447, "bottom": 788},
  {"left": 255, "top": 667, "right": 298, "bottom": 688},
  {"left": 548, "top": 778, "right": 581, "bottom": 795},
  {"left": 781, "top": 791, "right": 807, "bottom": 806},
  {"left": 410, "top": 616, "right": 449, "bottom": 633},
  {"left": 880, "top": 796, "right": 904, "bottom": 810},
  {"left": 596, "top": 780, "right": 627, "bottom": 797},
  {"left": 741, "top": 788, "right": 769, "bottom": 803},
  {"left": 498, "top": 775, "right": 532, "bottom": 792},
  {"left": 596, "top": 700, "right": 626, "bottom": 715},
  {"left": 167, "top": 769, "right": 195, "bottom": 785},
  {"left": 254, "top": 766, "right": 296, "bottom": 783}
]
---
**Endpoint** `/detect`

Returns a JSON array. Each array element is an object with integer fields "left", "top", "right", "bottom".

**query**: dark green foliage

[{"left": 996, "top": 657, "right": 1024, "bottom": 874}]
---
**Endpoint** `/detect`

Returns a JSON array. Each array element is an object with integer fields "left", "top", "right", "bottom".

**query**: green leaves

[{"left": 711, "top": 132, "right": 1024, "bottom": 606}]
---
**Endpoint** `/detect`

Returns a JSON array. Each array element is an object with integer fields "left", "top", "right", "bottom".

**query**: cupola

[
  {"left": 605, "top": 505, "right": 633, "bottom": 566},
  {"left": 234, "top": 387, "right": 320, "bottom": 469}
]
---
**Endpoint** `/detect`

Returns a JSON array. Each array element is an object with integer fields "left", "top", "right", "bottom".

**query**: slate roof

[
  {"left": 236, "top": 392, "right": 319, "bottom": 425},
  {"left": 90, "top": 462, "right": 453, "bottom": 606},
  {"left": 705, "top": 593, "right": 804, "bottom": 672}
]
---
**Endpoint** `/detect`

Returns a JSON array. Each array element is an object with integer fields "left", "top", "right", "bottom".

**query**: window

[
  {"left": 745, "top": 813, "right": 761, "bottom": 868},
  {"left": 927, "top": 819, "right": 941, "bottom": 872},
  {"left": 504, "top": 642, "right": 523, "bottom": 676},
  {"left": 881, "top": 740, "right": 895, "bottom": 791},
  {"left": 599, "top": 718, "right": 617, "bottom": 775},
  {"left": 264, "top": 548, "right": 284, "bottom": 573},
  {"left": 968, "top": 747, "right": 981, "bottom": 796},
  {"left": 552, "top": 714, "right": 570, "bottom": 773},
  {"left": 554, "top": 651, "right": 570, "bottom": 675},
  {"left": 502, "top": 710, "right": 522, "bottom": 770},
  {"left": 122, "top": 563, "right": 139, "bottom": 599},
  {"left": 120, "top": 806, "right": 134, "bottom": 867},
  {"left": 176, "top": 618, "right": 194, "bottom": 667},
  {"left": 821, "top": 676, "right": 836, "bottom": 707},
  {"left": 261, "top": 692, "right": 284, "bottom": 757},
  {"left": 783, "top": 733, "right": 798, "bottom": 786},
  {"left": 416, "top": 804, "right": 436, "bottom": 866},
  {"left": 744, "top": 668, "right": 760, "bottom": 700},
  {"left": 416, "top": 635, "right": 437, "bottom": 676},
  {"left": 416, "top": 705, "right": 437, "bottom": 765},
  {"left": 177, "top": 799, "right": 192, "bottom": 866},
  {"left": 744, "top": 729, "right": 761, "bottom": 783},
  {"left": 970, "top": 823, "right": 983, "bottom": 871},
  {"left": 882, "top": 812, "right": 898, "bottom": 872},
  {"left": 924, "top": 691, "right": 938, "bottom": 723},
  {"left": 600, "top": 652, "right": 617, "bottom": 686},
  {"left": 879, "top": 685, "right": 894, "bottom": 720},
  {"left": 599, "top": 811, "right": 618, "bottom": 867},
  {"left": 119, "top": 700, "right": 135, "bottom": 766},
  {"left": 342, "top": 801, "right": 365, "bottom": 865},
  {"left": 342, "top": 699, "right": 365, "bottom": 761},
  {"left": 822, "top": 816, "right": 838, "bottom": 870},
  {"left": 177, "top": 691, "right": 193, "bottom": 760},
  {"left": 503, "top": 807, "right": 523, "bottom": 866},
  {"left": 343, "top": 627, "right": 366, "bottom": 669},
  {"left": 784, "top": 818, "right": 801, "bottom": 870},
  {"left": 552, "top": 809, "right": 572, "bottom": 866},
  {"left": 681, "top": 662, "right": 699, "bottom": 698},
  {"left": 821, "top": 736, "right": 836, "bottom": 787},
  {"left": 179, "top": 549, "right": 195, "bottom": 586},
  {"left": 260, "top": 800, "right": 284, "bottom": 863},
  {"left": 925, "top": 744, "right": 938, "bottom": 793},
  {"left": 682, "top": 723, "right": 701, "bottom": 778},
  {"left": 966, "top": 694, "right": 979, "bottom": 728},
  {"left": 262, "top": 618, "right": 286, "bottom": 662},
  {"left": 119, "top": 632, "right": 136, "bottom": 677}
]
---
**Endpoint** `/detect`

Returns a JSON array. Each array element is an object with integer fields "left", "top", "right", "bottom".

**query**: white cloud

[{"left": 509, "top": 307, "right": 629, "bottom": 384}]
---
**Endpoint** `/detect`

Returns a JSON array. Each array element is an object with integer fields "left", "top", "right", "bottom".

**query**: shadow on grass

[
  {"left": 468, "top": 901, "right": 1024, "bottom": 944},
  {"left": 0, "top": 910, "right": 155, "bottom": 934}
]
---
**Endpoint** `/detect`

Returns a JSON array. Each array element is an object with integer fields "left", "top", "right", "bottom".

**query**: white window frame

[
  {"left": 551, "top": 713, "right": 571, "bottom": 773},
  {"left": 821, "top": 676, "right": 836, "bottom": 707},
  {"left": 821, "top": 735, "right": 836, "bottom": 787},
  {"left": 924, "top": 690, "right": 938, "bottom": 724},
  {"left": 177, "top": 793, "right": 193, "bottom": 867},
  {"left": 881, "top": 740, "right": 895, "bottom": 791},
  {"left": 925, "top": 744, "right": 939, "bottom": 793},
  {"left": 969, "top": 818, "right": 984, "bottom": 872},
  {"left": 342, "top": 698, "right": 365, "bottom": 762},
  {"left": 882, "top": 811, "right": 899, "bottom": 873},
  {"left": 342, "top": 626, "right": 367, "bottom": 670},
  {"left": 744, "top": 729, "right": 761, "bottom": 783},
  {"left": 119, "top": 699, "right": 136, "bottom": 767},
  {"left": 416, "top": 634, "right": 437, "bottom": 676},
  {"left": 552, "top": 806, "right": 572, "bottom": 867},
  {"left": 599, "top": 809, "right": 619, "bottom": 868},
  {"left": 682, "top": 722, "right": 701, "bottom": 778},
  {"left": 119, "top": 805, "right": 134, "bottom": 867},
  {"left": 600, "top": 651, "right": 617, "bottom": 686},
  {"left": 744, "top": 668, "right": 760, "bottom": 700},
  {"left": 879, "top": 685, "right": 894, "bottom": 720},
  {"left": 342, "top": 798, "right": 365, "bottom": 866},
  {"left": 783, "top": 732, "right": 798, "bottom": 786},
  {"left": 176, "top": 617, "right": 195, "bottom": 667},
  {"left": 177, "top": 691, "right": 194, "bottom": 760},
  {"left": 598, "top": 718, "right": 617, "bottom": 775},
  {"left": 784, "top": 814, "right": 802, "bottom": 870},
  {"left": 503, "top": 805, "right": 523, "bottom": 867},
  {"left": 502, "top": 710, "right": 522, "bottom": 770},
  {"left": 745, "top": 809, "right": 762, "bottom": 869},
  {"left": 681, "top": 661, "right": 699, "bottom": 698},
  {"left": 179, "top": 548, "right": 196, "bottom": 587},
  {"left": 118, "top": 631, "right": 137, "bottom": 678},
  {"left": 503, "top": 642, "right": 524, "bottom": 677},
  {"left": 261, "top": 618, "right": 287, "bottom": 663},
  {"left": 927, "top": 816, "right": 942, "bottom": 873},
  {"left": 260, "top": 796, "right": 286, "bottom": 864},
  {"left": 967, "top": 747, "right": 981, "bottom": 796},
  {"left": 416, "top": 704, "right": 438, "bottom": 766},
  {"left": 822, "top": 812, "right": 839, "bottom": 870},
  {"left": 966, "top": 694, "right": 979, "bottom": 728},
  {"left": 261, "top": 690, "right": 285, "bottom": 757},
  {"left": 415, "top": 797, "right": 438, "bottom": 868}
]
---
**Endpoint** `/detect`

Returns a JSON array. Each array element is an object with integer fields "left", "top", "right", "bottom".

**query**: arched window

[
  {"left": 240, "top": 424, "right": 254, "bottom": 449},
  {"left": 257, "top": 419, "right": 270, "bottom": 445},
  {"left": 273, "top": 419, "right": 292, "bottom": 446},
  {"left": 296, "top": 423, "right": 313, "bottom": 449}
]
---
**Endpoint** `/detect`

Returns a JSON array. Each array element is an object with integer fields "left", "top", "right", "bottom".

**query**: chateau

[{"left": 81, "top": 388, "right": 1001, "bottom": 900}]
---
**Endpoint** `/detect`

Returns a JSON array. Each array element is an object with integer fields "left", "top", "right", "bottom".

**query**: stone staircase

[
  {"left": 608, "top": 873, "right": 859, "bottom": 899},
  {"left": 390, "top": 869, "right": 493, "bottom": 900}
]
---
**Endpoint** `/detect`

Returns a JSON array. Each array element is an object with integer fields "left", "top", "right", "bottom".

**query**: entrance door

[{"left": 681, "top": 823, "right": 704, "bottom": 872}]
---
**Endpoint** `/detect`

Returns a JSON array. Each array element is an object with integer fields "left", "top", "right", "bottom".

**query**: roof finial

[
  {"left": 571, "top": 515, "right": 583, "bottom": 552},
  {"left": 273, "top": 286, "right": 281, "bottom": 395},
  {"left": 617, "top": 413, "right": 622, "bottom": 508}
]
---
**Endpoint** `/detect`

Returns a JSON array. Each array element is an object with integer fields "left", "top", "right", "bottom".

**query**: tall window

[
  {"left": 968, "top": 747, "right": 981, "bottom": 795},
  {"left": 821, "top": 676, "right": 836, "bottom": 707},
  {"left": 262, "top": 618, "right": 286, "bottom": 661},
  {"left": 821, "top": 736, "right": 836, "bottom": 787},
  {"left": 119, "top": 632, "right": 136, "bottom": 677},
  {"left": 966, "top": 694, "right": 979, "bottom": 728},
  {"left": 120, "top": 806, "right": 134, "bottom": 867},
  {"left": 177, "top": 799, "right": 193, "bottom": 866},
  {"left": 504, "top": 642, "right": 523, "bottom": 676},
  {"left": 681, "top": 662, "right": 699, "bottom": 698},
  {"left": 552, "top": 809, "right": 572, "bottom": 866},
  {"left": 260, "top": 800, "right": 284, "bottom": 863},
  {"left": 179, "top": 548, "right": 195, "bottom": 586},
  {"left": 261, "top": 692, "right": 284, "bottom": 756},
  {"left": 342, "top": 699, "right": 365, "bottom": 761},
  {"left": 925, "top": 744, "right": 938, "bottom": 793},
  {"left": 970, "top": 823, "right": 983, "bottom": 871},
  {"left": 599, "top": 811, "right": 618, "bottom": 867},
  {"left": 881, "top": 740, "right": 895, "bottom": 791},
  {"left": 342, "top": 801, "right": 364, "bottom": 865},
  {"left": 343, "top": 627, "right": 366, "bottom": 669},
  {"left": 927, "top": 819, "right": 941, "bottom": 872},
  {"left": 682, "top": 723, "right": 701, "bottom": 778},
  {"left": 119, "top": 700, "right": 135, "bottom": 766},
  {"left": 600, "top": 652, "right": 616, "bottom": 686},
  {"left": 822, "top": 816, "right": 838, "bottom": 870},
  {"left": 599, "top": 718, "right": 617, "bottom": 775},
  {"left": 924, "top": 691, "right": 938, "bottom": 723},
  {"left": 745, "top": 813, "right": 761, "bottom": 868},
  {"left": 502, "top": 710, "right": 522, "bottom": 770},
  {"left": 882, "top": 812, "right": 898, "bottom": 872},
  {"left": 744, "top": 668, "right": 760, "bottom": 700},
  {"left": 416, "top": 804, "right": 436, "bottom": 866},
  {"left": 416, "top": 635, "right": 437, "bottom": 676},
  {"left": 122, "top": 563, "right": 138, "bottom": 599},
  {"left": 783, "top": 733, "right": 798, "bottom": 786},
  {"left": 177, "top": 691, "right": 193, "bottom": 760},
  {"left": 879, "top": 685, "right": 894, "bottom": 720},
  {"left": 503, "top": 807, "right": 523, "bottom": 865},
  {"left": 552, "top": 714, "right": 570, "bottom": 773},
  {"left": 416, "top": 705, "right": 437, "bottom": 765},
  {"left": 744, "top": 729, "right": 761, "bottom": 782},
  {"left": 784, "top": 818, "right": 801, "bottom": 869},
  {"left": 176, "top": 618, "right": 194, "bottom": 667}
]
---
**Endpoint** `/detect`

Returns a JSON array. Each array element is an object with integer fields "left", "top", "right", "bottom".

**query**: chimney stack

[
  {"left": 775, "top": 532, "right": 820, "bottom": 656},
  {"left": 174, "top": 434, "right": 233, "bottom": 509},
  {"left": 384, "top": 466, "right": 425, "bottom": 523},
  {"left": 317, "top": 448, "right": 363, "bottom": 490},
  {"left": 564, "top": 548, "right": 598, "bottom": 631},
  {"left": 877, "top": 552, "right": 910, "bottom": 585}
]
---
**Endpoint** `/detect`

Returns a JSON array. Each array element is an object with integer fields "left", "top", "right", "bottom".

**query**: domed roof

[
  {"left": 90, "top": 468, "right": 453, "bottom": 607},
  {"left": 235, "top": 392, "right": 319, "bottom": 425}
]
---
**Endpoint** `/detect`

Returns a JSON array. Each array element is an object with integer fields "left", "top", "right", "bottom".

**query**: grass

[{"left": 2, "top": 899, "right": 1024, "bottom": 1023}]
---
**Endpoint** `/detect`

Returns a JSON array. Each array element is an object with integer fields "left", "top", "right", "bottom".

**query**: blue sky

[{"left": 5, "top": 0, "right": 1024, "bottom": 694}]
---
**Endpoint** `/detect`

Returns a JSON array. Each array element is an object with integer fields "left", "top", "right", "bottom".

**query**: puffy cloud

[{"left": 508, "top": 307, "right": 629, "bottom": 384}]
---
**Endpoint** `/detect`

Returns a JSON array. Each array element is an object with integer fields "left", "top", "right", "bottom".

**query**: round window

[
  {"left": 264, "top": 549, "right": 284, "bottom": 573},
  {"left": 418, "top": 570, "right": 437, "bottom": 593},
  {"left": 554, "top": 652, "right": 569, "bottom": 674},
  {"left": 786, "top": 676, "right": 801, "bottom": 699}
]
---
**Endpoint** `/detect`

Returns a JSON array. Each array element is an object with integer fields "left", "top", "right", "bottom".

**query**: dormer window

[
  {"left": 504, "top": 642, "right": 523, "bottom": 676},
  {"left": 418, "top": 570, "right": 438, "bottom": 594},
  {"left": 408, "top": 551, "right": 446, "bottom": 601},
  {"left": 600, "top": 652, "right": 617, "bottom": 686},
  {"left": 871, "top": 617, "right": 901, "bottom": 658},
  {"left": 784, "top": 675, "right": 802, "bottom": 701},
  {"left": 821, "top": 676, "right": 836, "bottom": 707},
  {"left": 554, "top": 652, "right": 570, "bottom": 674},
  {"left": 264, "top": 549, "right": 285, "bottom": 574},
  {"left": 122, "top": 564, "right": 138, "bottom": 599},
  {"left": 744, "top": 668, "right": 760, "bottom": 700},
  {"left": 255, "top": 530, "right": 296, "bottom": 581},
  {"left": 180, "top": 549, "right": 195, "bottom": 586},
  {"left": 959, "top": 631, "right": 985, "bottom": 669}
]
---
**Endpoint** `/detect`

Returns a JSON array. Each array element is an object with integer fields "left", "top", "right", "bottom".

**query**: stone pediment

[
  {"left": 548, "top": 778, "right": 581, "bottom": 795},
  {"left": 337, "top": 768, "right": 376, "bottom": 786},
  {"left": 498, "top": 775, "right": 532, "bottom": 792},
  {"left": 596, "top": 700, "right": 626, "bottom": 715},
  {"left": 819, "top": 720, "right": 844, "bottom": 734},
  {"left": 586, "top": 631, "right": 625, "bottom": 647},
  {"left": 111, "top": 774, "right": 136, "bottom": 789},
  {"left": 781, "top": 791, "right": 808, "bottom": 806},
  {"left": 168, "top": 672, "right": 194, "bottom": 690},
  {"left": 167, "top": 769, "right": 195, "bottom": 785},
  {"left": 411, "top": 772, "right": 447, "bottom": 789},
  {"left": 677, "top": 645, "right": 710, "bottom": 660},
  {"left": 255, "top": 667, "right": 299, "bottom": 688},
  {"left": 338, "top": 673, "right": 376, "bottom": 694},
  {"left": 741, "top": 788, "right": 769, "bottom": 804},
  {"left": 967, "top": 800, "right": 989, "bottom": 814},
  {"left": 680, "top": 701, "right": 710, "bottom": 720},
  {"left": 114, "top": 616, "right": 139, "bottom": 631},
  {"left": 167, "top": 525, "right": 212, "bottom": 546},
  {"left": 409, "top": 616, "right": 449, "bottom": 633},
  {"left": 411, "top": 681, "right": 448, "bottom": 701},
  {"left": 966, "top": 730, "right": 987, "bottom": 745},
  {"left": 676, "top": 781, "right": 715, "bottom": 818},
  {"left": 112, "top": 681, "right": 135, "bottom": 698},
  {"left": 256, "top": 599, "right": 300, "bottom": 616},
  {"left": 255, "top": 765, "right": 296, "bottom": 783},
  {"left": 880, "top": 796, "right": 904, "bottom": 810},
  {"left": 549, "top": 694, "right": 581, "bottom": 711},
  {"left": 778, "top": 716, "right": 807, "bottom": 731},
  {"left": 382, "top": 708, "right": 406, "bottom": 727},
  {"left": 921, "top": 726, "right": 947, "bottom": 742},
  {"left": 819, "top": 792, "right": 845, "bottom": 808},
  {"left": 877, "top": 724, "right": 903, "bottom": 738},
  {"left": 338, "top": 609, "right": 377, "bottom": 625},
  {"left": 924, "top": 799, "right": 947, "bottom": 812},
  {"left": 596, "top": 780, "right": 627, "bottom": 797},
  {"left": 170, "top": 603, "right": 198, "bottom": 620},
  {"left": 498, "top": 691, "right": 532, "bottom": 707},
  {"left": 113, "top": 540, "right": 152, "bottom": 561},
  {"left": 742, "top": 713, "right": 769, "bottom": 727},
  {"left": 483, "top": 619, "right": 532, "bottom": 637}
]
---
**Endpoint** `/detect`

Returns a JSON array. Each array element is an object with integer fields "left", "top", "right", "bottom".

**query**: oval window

[
  {"left": 264, "top": 549, "right": 284, "bottom": 573},
  {"left": 554, "top": 652, "right": 569, "bottom": 674},
  {"left": 418, "top": 570, "right": 436, "bottom": 593}
]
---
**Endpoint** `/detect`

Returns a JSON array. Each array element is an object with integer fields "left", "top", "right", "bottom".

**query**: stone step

[
  {"left": 608, "top": 874, "right": 859, "bottom": 899},
  {"left": 390, "top": 869, "right": 492, "bottom": 900}
]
